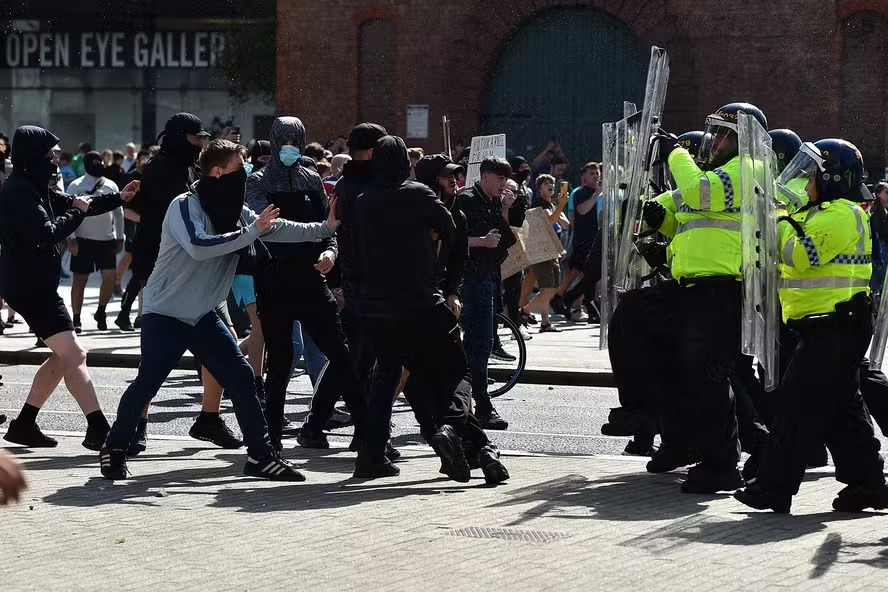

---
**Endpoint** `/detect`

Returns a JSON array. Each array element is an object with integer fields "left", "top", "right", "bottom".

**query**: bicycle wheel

[{"left": 488, "top": 312, "right": 527, "bottom": 398}]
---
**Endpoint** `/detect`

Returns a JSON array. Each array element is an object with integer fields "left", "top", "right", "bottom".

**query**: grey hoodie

[{"left": 142, "top": 191, "right": 335, "bottom": 325}]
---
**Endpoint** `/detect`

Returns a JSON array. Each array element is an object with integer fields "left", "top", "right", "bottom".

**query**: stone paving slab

[{"left": 2, "top": 436, "right": 888, "bottom": 591}]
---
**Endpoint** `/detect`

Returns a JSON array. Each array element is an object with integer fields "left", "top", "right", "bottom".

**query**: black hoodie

[
  {"left": 0, "top": 126, "right": 123, "bottom": 297},
  {"left": 350, "top": 136, "right": 456, "bottom": 317}
]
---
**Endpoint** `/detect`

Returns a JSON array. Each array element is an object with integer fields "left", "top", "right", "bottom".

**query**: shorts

[
  {"left": 124, "top": 220, "right": 139, "bottom": 253},
  {"left": 70, "top": 238, "right": 116, "bottom": 274},
  {"left": 6, "top": 291, "right": 74, "bottom": 341},
  {"left": 568, "top": 241, "right": 593, "bottom": 271},
  {"left": 531, "top": 258, "right": 560, "bottom": 289},
  {"left": 231, "top": 274, "right": 256, "bottom": 308}
]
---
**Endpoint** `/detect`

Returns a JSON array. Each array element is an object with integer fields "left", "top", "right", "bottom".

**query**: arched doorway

[{"left": 483, "top": 7, "right": 649, "bottom": 176}]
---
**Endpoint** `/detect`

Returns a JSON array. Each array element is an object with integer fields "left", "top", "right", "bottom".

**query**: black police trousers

[
  {"left": 757, "top": 294, "right": 885, "bottom": 496},
  {"left": 361, "top": 303, "right": 468, "bottom": 460}
]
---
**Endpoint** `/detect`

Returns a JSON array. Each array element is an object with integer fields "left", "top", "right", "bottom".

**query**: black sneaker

[
  {"left": 94, "top": 311, "right": 107, "bottom": 331},
  {"left": 127, "top": 419, "right": 148, "bottom": 457},
  {"left": 385, "top": 442, "right": 402, "bottom": 462},
  {"left": 326, "top": 408, "right": 353, "bottom": 430},
  {"left": 99, "top": 447, "right": 129, "bottom": 481},
  {"left": 431, "top": 426, "right": 471, "bottom": 483},
  {"left": 188, "top": 415, "right": 243, "bottom": 449},
  {"left": 741, "top": 453, "right": 761, "bottom": 485},
  {"left": 133, "top": 316, "right": 142, "bottom": 329},
  {"left": 734, "top": 483, "right": 792, "bottom": 514},
  {"left": 623, "top": 440, "right": 657, "bottom": 457},
  {"left": 297, "top": 426, "right": 330, "bottom": 449},
  {"left": 82, "top": 423, "right": 109, "bottom": 451},
  {"left": 489, "top": 345, "right": 517, "bottom": 362},
  {"left": 646, "top": 446, "right": 694, "bottom": 474},
  {"left": 681, "top": 465, "right": 744, "bottom": 494},
  {"left": 244, "top": 452, "right": 306, "bottom": 481},
  {"left": 539, "top": 323, "right": 560, "bottom": 333},
  {"left": 832, "top": 484, "right": 888, "bottom": 512},
  {"left": 3, "top": 419, "right": 58, "bottom": 448},
  {"left": 478, "top": 408, "right": 509, "bottom": 431},
  {"left": 74, "top": 319, "right": 82, "bottom": 334},
  {"left": 479, "top": 446, "right": 510, "bottom": 485},
  {"left": 550, "top": 295, "right": 569, "bottom": 318},
  {"left": 520, "top": 310, "right": 538, "bottom": 326},
  {"left": 114, "top": 313, "right": 134, "bottom": 332},
  {"left": 353, "top": 455, "right": 400, "bottom": 479}
]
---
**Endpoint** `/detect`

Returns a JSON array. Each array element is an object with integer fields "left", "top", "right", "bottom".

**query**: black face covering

[
  {"left": 84, "top": 151, "right": 105, "bottom": 178},
  {"left": 197, "top": 167, "right": 247, "bottom": 234}
]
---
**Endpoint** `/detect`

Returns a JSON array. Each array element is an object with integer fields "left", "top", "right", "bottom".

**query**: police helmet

[
  {"left": 699, "top": 103, "right": 768, "bottom": 168},
  {"left": 768, "top": 129, "right": 803, "bottom": 174}
]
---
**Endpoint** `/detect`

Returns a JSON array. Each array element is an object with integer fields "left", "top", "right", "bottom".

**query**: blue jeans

[
  {"left": 291, "top": 321, "right": 328, "bottom": 385},
  {"left": 106, "top": 312, "right": 272, "bottom": 459},
  {"left": 461, "top": 274, "right": 498, "bottom": 412}
]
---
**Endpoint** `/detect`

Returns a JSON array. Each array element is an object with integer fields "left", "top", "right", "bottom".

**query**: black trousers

[
  {"left": 758, "top": 294, "right": 885, "bottom": 495},
  {"left": 362, "top": 303, "right": 468, "bottom": 460},
  {"left": 860, "top": 360, "right": 888, "bottom": 437},
  {"left": 502, "top": 270, "right": 523, "bottom": 327},
  {"left": 564, "top": 236, "right": 602, "bottom": 309},
  {"left": 731, "top": 354, "right": 771, "bottom": 454},
  {"left": 256, "top": 275, "right": 365, "bottom": 447}
]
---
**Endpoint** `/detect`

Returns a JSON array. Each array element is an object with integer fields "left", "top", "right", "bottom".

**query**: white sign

[
  {"left": 406, "top": 105, "right": 429, "bottom": 139},
  {"left": 465, "top": 133, "right": 506, "bottom": 187}
]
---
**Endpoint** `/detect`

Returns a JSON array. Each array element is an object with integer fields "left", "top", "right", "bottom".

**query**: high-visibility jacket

[
  {"left": 778, "top": 198, "right": 871, "bottom": 322},
  {"left": 665, "top": 148, "right": 742, "bottom": 281},
  {"left": 655, "top": 189, "right": 680, "bottom": 239}
]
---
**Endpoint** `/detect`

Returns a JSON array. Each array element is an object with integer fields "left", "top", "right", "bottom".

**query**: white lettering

[
  {"left": 5, "top": 34, "right": 21, "bottom": 67},
  {"left": 39, "top": 33, "right": 52, "bottom": 66},
  {"left": 80, "top": 32, "right": 94, "bottom": 67},
  {"left": 209, "top": 32, "right": 224, "bottom": 67},
  {"left": 150, "top": 33, "right": 165, "bottom": 67},
  {"left": 193, "top": 32, "right": 208, "bottom": 67},
  {"left": 55, "top": 33, "right": 69, "bottom": 67},
  {"left": 111, "top": 32, "right": 125, "bottom": 67},
  {"left": 133, "top": 32, "right": 148, "bottom": 67},
  {"left": 94, "top": 32, "right": 110, "bottom": 67},
  {"left": 165, "top": 32, "right": 179, "bottom": 67},
  {"left": 179, "top": 32, "right": 192, "bottom": 67},
  {"left": 22, "top": 32, "right": 38, "bottom": 67}
]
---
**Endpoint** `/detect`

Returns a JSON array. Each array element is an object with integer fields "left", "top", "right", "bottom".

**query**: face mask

[
  {"left": 279, "top": 146, "right": 301, "bottom": 167},
  {"left": 197, "top": 167, "right": 248, "bottom": 234},
  {"left": 516, "top": 169, "right": 530, "bottom": 184},
  {"left": 244, "top": 162, "right": 254, "bottom": 176}
]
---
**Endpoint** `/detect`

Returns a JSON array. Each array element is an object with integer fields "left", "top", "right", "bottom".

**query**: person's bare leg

[
  {"left": 98, "top": 269, "right": 116, "bottom": 308},
  {"left": 42, "top": 331, "right": 101, "bottom": 415},
  {"left": 519, "top": 270, "right": 536, "bottom": 309},
  {"left": 556, "top": 268, "right": 581, "bottom": 297},
  {"left": 525, "top": 288, "right": 557, "bottom": 326},
  {"left": 23, "top": 354, "right": 65, "bottom": 409},
  {"left": 393, "top": 368, "right": 410, "bottom": 404},
  {"left": 244, "top": 304, "right": 264, "bottom": 377},
  {"left": 115, "top": 252, "right": 131, "bottom": 290},
  {"left": 71, "top": 273, "right": 89, "bottom": 316}
]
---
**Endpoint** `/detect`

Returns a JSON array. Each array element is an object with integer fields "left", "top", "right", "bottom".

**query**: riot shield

[
  {"left": 869, "top": 274, "right": 888, "bottom": 369},
  {"left": 738, "top": 112, "right": 780, "bottom": 391},
  {"left": 614, "top": 46, "right": 670, "bottom": 292}
]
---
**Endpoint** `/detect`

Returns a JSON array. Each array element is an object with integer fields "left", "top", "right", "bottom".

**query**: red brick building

[{"left": 278, "top": 0, "right": 888, "bottom": 179}]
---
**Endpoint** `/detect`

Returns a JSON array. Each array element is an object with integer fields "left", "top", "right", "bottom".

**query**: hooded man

[
  {"left": 66, "top": 150, "right": 124, "bottom": 333},
  {"left": 0, "top": 126, "right": 139, "bottom": 450},
  {"left": 246, "top": 116, "right": 364, "bottom": 451},
  {"left": 119, "top": 112, "right": 242, "bottom": 454},
  {"left": 349, "top": 135, "right": 470, "bottom": 479},
  {"left": 248, "top": 140, "right": 272, "bottom": 174}
]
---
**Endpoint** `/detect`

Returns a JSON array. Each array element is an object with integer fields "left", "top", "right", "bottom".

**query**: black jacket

[
  {"left": 335, "top": 158, "right": 375, "bottom": 302},
  {"left": 351, "top": 136, "right": 455, "bottom": 317},
  {"left": 457, "top": 182, "right": 517, "bottom": 279},
  {"left": 0, "top": 152, "right": 124, "bottom": 297},
  {"left": 439, "top": 197, "right": 467, "bottom": 298},
  {"left": 128, "top": 150, "right": 199, "bottom": 280}
]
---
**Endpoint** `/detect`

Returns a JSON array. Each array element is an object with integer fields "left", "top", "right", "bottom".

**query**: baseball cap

[
  {"left": 414, "top": 154, "right": 463, "bottom": 186},
  {"left": 164, "top": 113, "right": 210, "bottom": 138},
  {"left": 347, "top": 123, "right": 388, "bottom": 152}
]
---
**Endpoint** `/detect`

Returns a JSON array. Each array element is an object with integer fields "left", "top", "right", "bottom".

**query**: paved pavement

[
  {"left": 3, "top": 436, "right": 888, "bottom": 591},
  {"left": 0, "top": 282, "right": 614, "bottom": 384}
]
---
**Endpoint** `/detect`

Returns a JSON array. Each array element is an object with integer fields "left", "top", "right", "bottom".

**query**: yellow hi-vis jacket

[
  {"left": 778, "top": 198, "right": 871, "bottom": 322},
  {"left": 665, "top": 148, "right": 742, "bottom": 282}
]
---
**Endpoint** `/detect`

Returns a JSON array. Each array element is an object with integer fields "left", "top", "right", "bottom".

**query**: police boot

[
  {"left": 832, "top": 484, "right": 888, "bottom": 512},
  {"left": 733, "top": 482, "right": 792, "bottom": 514},
  {"left": 646, "top": 445, "right": 695, "bottom": 473},
  {"left": 680, "top": 464, "right": 744, "bottom": 494},
  {"left": 741, "top": 452, "right": 761, "bottom": 485},
  {"left": 478, "top": 445, "right": 510, "bottom": 485}
]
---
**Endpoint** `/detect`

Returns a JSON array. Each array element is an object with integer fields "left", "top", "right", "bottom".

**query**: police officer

[
  {"left": 735, "top": 139, "right": 888, "bottom": 513},
  {"left": 655, "top": 103, "right": 769, "bottom": 493}
]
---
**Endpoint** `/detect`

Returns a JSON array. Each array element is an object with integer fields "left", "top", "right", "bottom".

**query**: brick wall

[{"left": 278, "top": 0, "right": 888, "bottom": 174}]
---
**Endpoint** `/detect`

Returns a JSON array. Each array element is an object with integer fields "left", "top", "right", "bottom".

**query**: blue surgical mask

[
  {"left": 279, "top": 146, "right": 301, "bottom": 167},
  {"left": 244, "top": 162, "right": 254, "bottom": 175}
]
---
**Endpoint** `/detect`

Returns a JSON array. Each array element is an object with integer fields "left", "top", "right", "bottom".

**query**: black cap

[
  {"left": 347, "top": 123, "right": 387, "bottom": 152},
  {"left": 164, "top": 113, "right": 210, "bottom": 138},
  {"left": 415, "top": 154, "right": 463, "bottom": 186}
]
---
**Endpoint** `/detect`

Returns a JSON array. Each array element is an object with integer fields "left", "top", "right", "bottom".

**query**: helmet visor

[
  {"left": 776, "top": 142, "right": 822, "bottom": 211},
  {"left": 697, "top": 117, "right": 737, "bottom": 167}
]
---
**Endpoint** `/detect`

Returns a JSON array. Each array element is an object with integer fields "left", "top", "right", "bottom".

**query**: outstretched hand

[
  {"left": 120, "top": 180, "right": 141, "bottom": 202},
  {"left": 251, "top": 205, "right": 280, "bottom": 234}
]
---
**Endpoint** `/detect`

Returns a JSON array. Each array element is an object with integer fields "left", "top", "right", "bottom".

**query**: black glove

[
  {"left": 655, "top": 129, "right": 680, "bottom": 160},
  {"left": 642, "top": 199, "right": 666, "bottom": 231},
  {"left": 636, "top": 240, "right": 668, "bottom": 269}
]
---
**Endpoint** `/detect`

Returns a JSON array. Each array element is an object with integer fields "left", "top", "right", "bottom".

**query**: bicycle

[{"left": 487, "top": 312, "right": 527, "bottom": 397}]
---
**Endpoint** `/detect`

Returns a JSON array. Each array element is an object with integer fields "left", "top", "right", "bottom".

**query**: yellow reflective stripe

[
  {"left": 699, "top": 176, "right": 711, "bottom": 210},
  {"left": 675, "top": 219, "right": 741, "bottom": 235},
  {"left": 782, "top": 237, "right": 796, "bottom": 267},
  {"left": 778, "top": 277, "right": 869, "bottom": 289}
]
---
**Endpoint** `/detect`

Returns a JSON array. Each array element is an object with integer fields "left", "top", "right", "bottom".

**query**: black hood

[
  {"left": 249, "top": 140, "right": 272, "bottom": 172},
  {"left": 84, "top": 151, "right": 105, "bottom": 178},
  {"left": 370, "top": 135, "right": 410, "bottom": 189},
  {"left": 157, "top": 115, "right": 203, "bottom": 167},
  {"left": 10, "top": 125, "right": 60, "bottom": 190}
]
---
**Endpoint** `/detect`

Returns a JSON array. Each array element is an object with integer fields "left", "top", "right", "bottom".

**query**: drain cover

[{"left": 447, "top": 527, "right": 569, "bottom": 543}]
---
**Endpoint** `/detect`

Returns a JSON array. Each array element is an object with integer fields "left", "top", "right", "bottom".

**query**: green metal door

[{"left": 483, "top": 8, "right": 649, "bottom": 177}]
